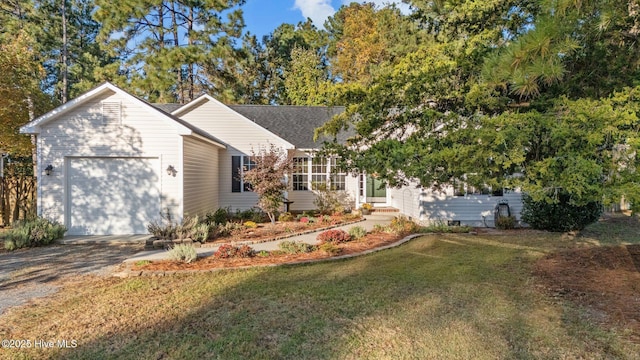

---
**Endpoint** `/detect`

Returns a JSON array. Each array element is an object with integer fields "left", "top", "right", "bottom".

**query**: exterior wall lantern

[
  {"left": 166, "top": 165, "right": 177, "bottom": 177},
  {"left": 44, "top": 164, "right": 54, "bottom": 176}
]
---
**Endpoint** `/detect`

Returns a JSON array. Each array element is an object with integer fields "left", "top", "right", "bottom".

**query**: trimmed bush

[
  {"left": 317, "top": 229, "right": 351, "bottom": 244},
  {"left": 278, "top": 212, "right": 294, "bottom": 222},
  {"left": 213, "top": 243, "right": 256, "bottom": 259},
  {"left": 278, "top": 240, "right": 316, "bottom": 254},
  {"left": 4, "top": 218, "right": 67, "bottom": 250},
  {"left": 243, "top": 221, "right": 258, "bottom": 228},
  {"left": 319, "top": 242, "right": 341, "bottom": 255},
  {"left": 389, "top": 216, "right": 420, "bottom": 234},
  {"left": 206, "top": 207, "right": 230, "bottom": 225},
  {"left": 169, "top": 244, "right": 197, "bottom": 264},
  {"left": 191, "top": 223, "right": 210, "bottom": 243},
  {"left": 521, "top": 193, "right": 602, "bottom": 232},
  {"left": 495, "top": 215, "right": 517, "bottom": 230},
  {"left": 348, "top": 226, "right": 367, "bottom": 240}
]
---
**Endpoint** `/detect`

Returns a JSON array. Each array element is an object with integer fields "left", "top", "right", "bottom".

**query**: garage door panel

[{"left": 67, "top": 158, "right": 160, "bottom": 235}]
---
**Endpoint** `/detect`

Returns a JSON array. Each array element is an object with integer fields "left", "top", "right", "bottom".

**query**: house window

[
  {"left": 311, "top": 157, "right": 327, "bottom": 190},
  {"left": 329, "top": 158, "right": 346, "bottom": 191},
  {"left": 231, "top": 155, "right": 256, "bottom": 193},
  {"left": 102, "top": 102, "right": 121, "bottom": 125},
  {"left": 243, "top": 156, "right": 256, "bottom": 191},
  {"left": 292, "top": 157, "right": 309, "bottom": 191}
]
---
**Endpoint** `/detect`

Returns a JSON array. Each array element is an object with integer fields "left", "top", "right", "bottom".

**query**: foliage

[
  {"left": 94, "top": 0, "right": 245, "bottom": 103},
  {"left": 191, "top": 223, "right": 211, "bottom": 243},
  {"left": 313, "top": 182, "right": 351, "bottom": 215},
  {"left": 521, "top": 193, "right": 602, "bottom": 232},
  {"left": 278, "top": 240, "right": 316, "bottom": 254},
  {"left": 215, "top": 222, "right": 245, "bottom": 237},
  {"left": 360, "top": 203, "right": 373, "bottom": 211},
  {"left": 241, "top": 145, "right": 293, "bottom": 224},
  {"left": 206, "top": 208, "right": 231, "bottom": 225},
  {"left": 495, "top": 216, "right": 517, "bottom": 230},
  {"left": 316, "top": 229, "right": 351, "bottom": 244},
  {"left": 169, "top": 244, "right": 197, "bottom": 264},
  {"left": 318, "top": 242, "right": 341, "bottom": 255},
  {"left": 299, "top": 217, "right": 310, "bottom": 224},
  {"left": 233, "top": 208, "right": 265, "bottom": 223},
  {"left": 243, "top": 221, "right": 258, "bottom": 229},
  {"left": 388, "top": 216, "right": 421, "bottom": 235},
  {"left": 148, "top": 214, "right": 209, "bottom": 242},
  {"left": 3, "top": 217, "right": 66, "bottom": 250},
  {"left": 420, "top": 222, "right": 472, "bottom": 234},
  {"left": 347, "top": 226, "right": 367, "bottom": 240},
  {"left": 278, "top": 212, "right": 294, "bottom": 222},
  {"left": 213, "top": 244, "right": 255, "bottom": 259}
]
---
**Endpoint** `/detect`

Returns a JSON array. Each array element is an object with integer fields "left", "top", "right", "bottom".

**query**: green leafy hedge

[{"left": 521, "top": 193, "right": 602, "bottom": 232}]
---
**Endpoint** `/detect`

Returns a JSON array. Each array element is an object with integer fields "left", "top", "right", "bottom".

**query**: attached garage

[
  {"left": 66, "top": 157, "right": 160, "bottom": 235},
  {"left": 20, "top": 83, "right": 226, "bottom": 237}
]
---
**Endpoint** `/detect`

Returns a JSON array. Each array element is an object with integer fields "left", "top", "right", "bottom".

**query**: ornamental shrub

[
  {"left": 521, "top": 193, "right": 602, "bottom": 232},
  {"left": 169, "top": 244, "right": 197, "bottom": 264},
  {"left": 317, "top": 229, "right": 351, "bottom": 244},
  {"left": 319, "top": 242, "right": 341, "bottom": 255},
  {"left": 495, "top": 215, "right": 517, "bottom": 230},
  {"left": 278, "top": 240, "right": 316, "bottom": 254},
  {"left": 348, "top": 226, "right": 367, "bottom": 240},
  {"left": 4, "top": 217, "right": 67, "bottom": 250},
  {"left": 278, "top": 212, "right": 294, "bottom": 222},
  {"left": 243, "top": 221, "right": 258, "bottom": 228},
  {"left": 213, "top": 243, "right": 255, "bottom": 259}
]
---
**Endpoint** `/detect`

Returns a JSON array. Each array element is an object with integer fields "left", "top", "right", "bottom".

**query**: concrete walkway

[{"left": 124, "top": 213, "right": 396, "bottom": 263}]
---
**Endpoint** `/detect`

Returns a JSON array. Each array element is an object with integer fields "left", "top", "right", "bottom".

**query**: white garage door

[{"left": 67, "top": 157, "right": 161, "bottom": 235}]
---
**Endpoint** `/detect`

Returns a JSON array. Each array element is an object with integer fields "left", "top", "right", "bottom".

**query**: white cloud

[
  {"left": 342, "top": 0, "right": 411, "bottom": 14},
  {"left": 293, "top": 0, "right": 412, "bottom": 29},
  {"left": 293, "top": 0, "right": 336, "bottom": 28}
]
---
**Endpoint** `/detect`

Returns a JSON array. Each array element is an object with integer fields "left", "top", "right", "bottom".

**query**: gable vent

[{"left": 102, "top": 102, "right": 121, "bottom": 125}]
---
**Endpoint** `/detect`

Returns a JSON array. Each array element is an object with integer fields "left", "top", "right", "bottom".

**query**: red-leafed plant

[
  {"left": 316, "top": 229, "right": 351, "bottom": 244},
  {"left": 214, "top": 243, "right": 255, "bottom": 259}
]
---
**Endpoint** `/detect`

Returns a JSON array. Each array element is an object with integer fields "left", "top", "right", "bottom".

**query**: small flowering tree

[{"left": 242, "top": 145, "right": 293, "bottom": 224}]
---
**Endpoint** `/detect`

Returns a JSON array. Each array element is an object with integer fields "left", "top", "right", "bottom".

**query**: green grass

[{"left": 1, "top": 221, "right": 639, "bottom": 359}]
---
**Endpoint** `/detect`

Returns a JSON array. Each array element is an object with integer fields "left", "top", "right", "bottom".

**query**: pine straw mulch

[
  {"left": 534, "top": 244, "right": 640, "bottom": 341},
  {"left": 201, "top": 216, "right": 363, "bottom": 246},
  {"left": 133, "top": 232, "right": 404, "bottom": 272}
]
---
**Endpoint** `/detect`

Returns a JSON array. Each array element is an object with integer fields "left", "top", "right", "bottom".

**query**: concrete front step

[{"left": 369, "top": 207, "right": 399, "bottom": 213}]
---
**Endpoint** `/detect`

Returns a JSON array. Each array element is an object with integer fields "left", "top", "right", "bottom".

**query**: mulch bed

[
  {"left": 133, "top": 232, "right": 404, "bottom": 272},
  {"left": 201, "top": 216, "right": 364, "bottom": 246},
  {"left": 534, "top": 244, "right": 640, "bottom": 341}
]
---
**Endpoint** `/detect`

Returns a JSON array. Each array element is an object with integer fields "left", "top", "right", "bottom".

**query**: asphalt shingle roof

[
  {"left": 152, "top": 102, "right": 349, "bottom": 149},
  {"left": 228, "top": 105, "right": 347, "bottom": 149}
]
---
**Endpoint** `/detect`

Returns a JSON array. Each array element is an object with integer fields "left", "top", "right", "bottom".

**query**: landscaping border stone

[{"left": 116, "top": 232, "right": 423, "bottom": 278}]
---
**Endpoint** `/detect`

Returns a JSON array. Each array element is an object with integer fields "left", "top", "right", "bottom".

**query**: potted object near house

[{"left": 360, "top": 203, "right": 373, "bottom": 215}]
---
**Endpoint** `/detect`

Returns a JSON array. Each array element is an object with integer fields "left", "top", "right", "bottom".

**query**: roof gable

[
  {"left": 19, "top": 82, "right": 226, "bottom": 148},
  {"left": 173, "top": 95, "right": 296, "bottom": 149}
]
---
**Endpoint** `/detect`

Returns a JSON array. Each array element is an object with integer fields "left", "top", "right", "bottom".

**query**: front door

[{"left": 365, "top": 175, "right": 387, "bottom": 203}]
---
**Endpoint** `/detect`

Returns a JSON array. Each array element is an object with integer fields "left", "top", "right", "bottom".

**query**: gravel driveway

[{"left": 0, "top": 244, "right": 143, "bottom": 315}]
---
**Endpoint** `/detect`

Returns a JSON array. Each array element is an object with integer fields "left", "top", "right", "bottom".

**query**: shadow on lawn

[{"left": 5, "top": 234, "right": 637, "bottom": 359}]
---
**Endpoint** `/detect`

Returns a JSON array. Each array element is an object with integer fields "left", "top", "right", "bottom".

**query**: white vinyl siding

[
  {"left": 183, "top": 137, "right": 219, "bottom": 217},
  {"left": 177, "top": 99, "right": 291, "bottom": 211},
  {"left": 390, "top": 183, "right": 524, "bottom": 227},
  {"left": 37, "top": 90, "right": 183, "bottom": 230}
]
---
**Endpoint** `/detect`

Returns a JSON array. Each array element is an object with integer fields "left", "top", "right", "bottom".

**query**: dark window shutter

[{"left": 232, "top": 156, "right": 241, "bottom": 193}]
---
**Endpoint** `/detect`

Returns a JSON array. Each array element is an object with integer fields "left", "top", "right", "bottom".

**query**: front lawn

[{"left": 1, "top": 217, "right": 639, "bottom": 359}]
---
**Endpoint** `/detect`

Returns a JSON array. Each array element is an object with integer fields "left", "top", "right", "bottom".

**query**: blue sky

[{"left": 242, "top": 0, "right": 410, "bottom": 39}]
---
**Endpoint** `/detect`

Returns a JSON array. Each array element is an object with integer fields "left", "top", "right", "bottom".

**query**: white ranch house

[{"left": 20, "top": 82, "right": 522, "bottom": 235}]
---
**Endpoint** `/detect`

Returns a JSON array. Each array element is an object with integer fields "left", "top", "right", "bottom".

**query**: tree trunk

[{"left": 61, "top": 0, "right": 68, "bottom": 103}]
